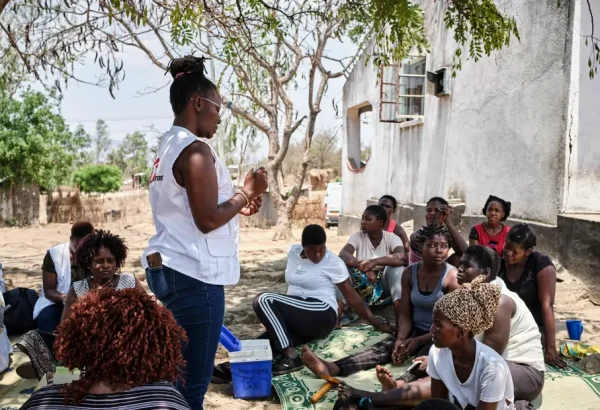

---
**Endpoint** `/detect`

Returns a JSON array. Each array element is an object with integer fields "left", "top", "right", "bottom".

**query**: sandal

[{"left": 210, "top": 362, "right": 232, "bottom": 384}]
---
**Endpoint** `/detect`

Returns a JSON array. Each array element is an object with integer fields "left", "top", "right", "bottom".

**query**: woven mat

[{"left": 272, "top": 326, "right": 600, "bottom": 410}]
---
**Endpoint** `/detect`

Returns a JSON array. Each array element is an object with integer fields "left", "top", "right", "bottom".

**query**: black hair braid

[
  {"left": 166, "top": 55, "right": 217, "bottom": 115},
  {"left": 419, "top": 224, "right": 453, "bottom": 246},
  {"left": 75, "top": 230, "right": 128, "bottom": 278},
  {"left": 482, "top": 195, "right": 512, "bottom": 221}
]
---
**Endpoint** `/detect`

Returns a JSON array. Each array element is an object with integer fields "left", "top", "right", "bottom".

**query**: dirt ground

[{"left": 1, "top": 216, "right": 599, "bottom": 409}]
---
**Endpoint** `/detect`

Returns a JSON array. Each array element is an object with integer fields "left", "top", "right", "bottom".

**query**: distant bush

[{"left": 73, "top": 164, "right": 122, "bottom": 194}]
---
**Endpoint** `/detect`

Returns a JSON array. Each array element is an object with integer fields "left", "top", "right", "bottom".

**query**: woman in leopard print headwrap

[{"left": 427, "top": 276, "right": 518, "bottom": 409}]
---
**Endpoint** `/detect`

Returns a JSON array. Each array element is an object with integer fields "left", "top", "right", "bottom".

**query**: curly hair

[
  {"left": 54, "top": 288, "right": 188, "bottom": 404},
  {"left": 419, "top": 224, "right": 453, "bottom": 247},
  {"left": 74, "top": 230, "right": 128, "bottom": 278},
  {"left": 482, "top": 195, "right": 511, "bottom": 221}
]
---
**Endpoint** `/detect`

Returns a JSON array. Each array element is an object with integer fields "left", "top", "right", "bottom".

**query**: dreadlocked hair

[
  {"left": 75, "top": 230, "right": 128, "bottom": 278},
  {"left": 54, "top": 288, "right": 188, "bottom": 405},
  {"left": 166, "top": 55, "right": 217, "bottom": 115},
  {"left": 419, "top": 224, "right": 452, "bottom": 247},
  {"left": 464, "top": 245, "right": 501, "bottom": 277}
]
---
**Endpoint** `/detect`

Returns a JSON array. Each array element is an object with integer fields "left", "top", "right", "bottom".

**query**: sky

[{"left": 56, "top": 34, "right": 363, "bottom": 162}]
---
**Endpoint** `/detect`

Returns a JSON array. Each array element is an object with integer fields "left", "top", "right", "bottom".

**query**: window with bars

[{"left": 380, "top": 56, "right": 427, "bottom": 123}]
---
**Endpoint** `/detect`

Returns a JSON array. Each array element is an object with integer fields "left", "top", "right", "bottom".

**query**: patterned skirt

[{"left": 349, "top": 269, "right": 392, "bottom": 307}]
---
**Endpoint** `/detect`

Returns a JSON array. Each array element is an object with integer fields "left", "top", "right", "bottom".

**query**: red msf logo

[{"left": 149, "top": 157, "right": 160, "bottom": 183}]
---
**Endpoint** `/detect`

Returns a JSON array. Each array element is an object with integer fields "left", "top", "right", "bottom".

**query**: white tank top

[
  {"left": 476, "top": 278, "right": 545, "bottom": 372},
  {"left": 142, "top": 126, "right": 240, "bottom": 286}
]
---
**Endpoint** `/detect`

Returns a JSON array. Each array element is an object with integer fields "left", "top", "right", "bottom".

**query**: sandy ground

[{"left": 1, "top": 217, "right": 599, "bottom": 409}]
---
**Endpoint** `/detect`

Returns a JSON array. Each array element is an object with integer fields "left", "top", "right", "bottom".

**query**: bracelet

[{"left": 236, "top": 190, "right": 250, "bottom": 206}]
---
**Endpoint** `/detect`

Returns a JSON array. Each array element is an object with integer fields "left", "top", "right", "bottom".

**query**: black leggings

[{"left": 252, "top": 293, "right": 337, "bottom": 353}]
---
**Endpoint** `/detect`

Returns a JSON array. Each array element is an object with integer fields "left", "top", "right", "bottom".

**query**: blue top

[{"left": 410, "top": 262, "right": 452, "bottom": 332}]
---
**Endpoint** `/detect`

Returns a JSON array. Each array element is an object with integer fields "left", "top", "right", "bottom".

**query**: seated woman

[
  {"left": 409, "top": 197, "right": 467, "bottom": 267},
  {"left": 33, "top": 221, "right": 94, "bottom": 334},
  {"left": 469, "top": 196, "right": 512, "bottom": 257},
  {"left": 21, "top": 288, "right": 189, "bottom": 410},
  {"left": 301, "top": 225, "right": 458, "bottom": 378},
  {"left": 339, "top": 205, "right": 407, "bottom": 306},
  {"left": 252, "top": 225, "right": 394, "bottom": 376},
  {"left": 499, "top": 224, "right": 566, "bottom": 368},
  {"left": 338, "top": 277, "right": 515, "bottom": 410},
  {"left": 378, "top": 195, "right": 410, "bottom": 252},
  {"left": 16, "top": 230, "right": 145, "bottom": 380}
]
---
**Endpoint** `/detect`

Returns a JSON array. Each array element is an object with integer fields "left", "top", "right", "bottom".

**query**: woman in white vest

[
  {"left": 33, "top": 222, "right": 94, "bottom": 334},
  {"left": 142, "top": 55, "right": 268, "bottom": 410}
]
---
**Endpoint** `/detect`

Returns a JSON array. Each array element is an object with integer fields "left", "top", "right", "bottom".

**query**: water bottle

[{"left": 219, "top": 325, "right": 241, "bottom": 352}]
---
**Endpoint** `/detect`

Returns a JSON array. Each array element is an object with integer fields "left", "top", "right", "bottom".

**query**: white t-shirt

[
  {"left": 285, "top": 245, "right": 349, "bottom": 310},
  {"left": 427, "top": 341, "right": 515, "bottom": 410},
  {"left": 347, "top": 231, "right": 403, "bottom": 261},
  {"left": 475, "top": 278, "right": 545, "bottom": 372}
]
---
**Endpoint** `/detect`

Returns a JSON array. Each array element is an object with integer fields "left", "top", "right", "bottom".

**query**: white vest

[
  {"left": 33, "top": 242, "right": 71, "bottom": 319},
  {"left": 142, "top": 126, "right": 240, "bottom": 286},
  {"left": 476, "top": 278, "right": 545, "bottom": 372}
]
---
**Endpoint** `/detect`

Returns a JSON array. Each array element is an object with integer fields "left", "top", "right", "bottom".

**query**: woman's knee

[{"left": 252, "top": 293, "right": 265, "bottom": 313}]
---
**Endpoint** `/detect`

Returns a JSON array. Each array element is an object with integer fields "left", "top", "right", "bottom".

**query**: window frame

[{"left": 379, "top": 56, "right": 427, "bottom": 123}]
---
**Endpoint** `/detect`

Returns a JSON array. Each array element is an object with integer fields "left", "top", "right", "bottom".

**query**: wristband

[{"left": 236, "top": 190, "right": 250, "bottom": 206}]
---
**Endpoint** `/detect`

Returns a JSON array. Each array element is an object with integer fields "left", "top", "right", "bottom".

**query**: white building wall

[
  {"left": 563, "top": 0, "right": 600, "bottom": 212},
  {"left": 341, "top": 0, "right": 577, "bottom": 224}
]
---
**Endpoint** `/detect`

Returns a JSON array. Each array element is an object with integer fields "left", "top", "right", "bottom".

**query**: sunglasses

[{"left": 196, "top": 96, "right": 226, "bottom": 118}]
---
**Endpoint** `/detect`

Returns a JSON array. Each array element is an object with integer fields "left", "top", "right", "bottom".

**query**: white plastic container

[{"left": 229, "top": 340, "right": 273, "bottom": 399}]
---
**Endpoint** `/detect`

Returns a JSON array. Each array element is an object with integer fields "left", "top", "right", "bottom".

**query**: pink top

[{"left": 387, "top": 220, "right": 396, "bottom": 233}]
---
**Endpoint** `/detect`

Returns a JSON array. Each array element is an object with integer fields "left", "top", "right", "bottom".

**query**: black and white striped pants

[{"left": 252, "top": 293, "right": 337, "bottom": 353}]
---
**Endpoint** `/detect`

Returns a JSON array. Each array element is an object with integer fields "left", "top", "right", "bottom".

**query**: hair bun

[{"left": 166, "top": 55, "right": 209, "bottom": 79}]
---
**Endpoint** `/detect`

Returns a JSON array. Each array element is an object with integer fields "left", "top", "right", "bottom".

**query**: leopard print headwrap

[{"left": 435, "top": 275, "right": 500, "bottom": 335}]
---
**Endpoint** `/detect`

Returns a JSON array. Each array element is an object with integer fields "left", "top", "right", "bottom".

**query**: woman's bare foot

[
  {"left": 375, "top": 365, "right": 397, "bottom": 391},
  {"left": 301, "top": 345, "right": 340, "bottom": 377}
]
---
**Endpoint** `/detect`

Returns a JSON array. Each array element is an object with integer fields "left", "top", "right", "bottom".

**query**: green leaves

[
  {"left": 73, "top": 164, "right": 122, "bottom": 194},
  {"left": 0, "top": 90, "right": 83, "bottom": 189}
]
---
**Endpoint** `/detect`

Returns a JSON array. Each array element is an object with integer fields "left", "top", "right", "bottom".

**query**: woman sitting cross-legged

[
  {"left": 16, "top": 230, "right": 145, "bottom": 380},
  {"left": 469, "top": 196, "right": 512, "bottom": 257},
  {"left": 337, "top": 277, "right": 516, "bottom": 410},
  {"left": 499, "top": 224, "right": 566, "bottom": 369},
  {"left": 339, "top": 205, "right": 407, "bottom": 307},
  {"left": 20, "top": 288, "right": 190, "bottom": 410},
  {"left": 301, "top": 225, "right": 458, "bottom": 379},
  {"left": 252, "top": 225, "right": 394, "bottom": 376}
]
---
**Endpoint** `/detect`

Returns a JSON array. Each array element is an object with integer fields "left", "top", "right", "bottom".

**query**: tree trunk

[
  {"left": 272, "top": 200, "right": 293, "bottom": 240},
  {"left": 9, "top": 179, "right": 15, "bottom": 223}
]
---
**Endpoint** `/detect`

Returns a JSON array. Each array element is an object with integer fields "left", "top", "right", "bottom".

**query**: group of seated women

[
  {"left": 251, "top": 193, "right": 565, "bottom": 410},
  {"left": 17, "top": 223, "right": 145, "bottom": 381}
]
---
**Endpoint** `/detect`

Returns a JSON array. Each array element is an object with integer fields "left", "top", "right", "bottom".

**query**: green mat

[{"left": 272, "top": 326, "right": 600, "bottom": 410}]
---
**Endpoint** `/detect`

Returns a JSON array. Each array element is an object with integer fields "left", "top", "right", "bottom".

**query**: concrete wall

[
  {"left": 562, "top": 0, "right": 600, "bottom": 212},
  {"left": 341, "top": 0, "right": 576, "bottom": 224}
]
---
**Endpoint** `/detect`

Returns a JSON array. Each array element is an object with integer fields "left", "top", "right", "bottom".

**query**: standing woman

[
  {"left": 469, "top": 195, "right": 512, "bottom": 257},
  {"left": 142, "top": 56, "right": 268, "bottom": 410}
]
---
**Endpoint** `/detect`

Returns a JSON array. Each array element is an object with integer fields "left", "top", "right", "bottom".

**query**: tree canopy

[{"left": 0, "top": 90, "right": 85, "bottom": 189}]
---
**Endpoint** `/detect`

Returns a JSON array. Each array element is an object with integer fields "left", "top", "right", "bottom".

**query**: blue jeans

[
  {"left": 37, "top": 303, "right": 64, "bottom": 334},
  {"left": 146, "top": 266, "right": 224, "bottom": 410}
]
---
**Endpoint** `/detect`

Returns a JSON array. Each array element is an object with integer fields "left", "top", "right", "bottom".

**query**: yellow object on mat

[{"left": 561, "top": 342, "right": 600, "bottom": 359}]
